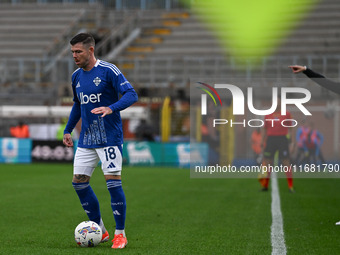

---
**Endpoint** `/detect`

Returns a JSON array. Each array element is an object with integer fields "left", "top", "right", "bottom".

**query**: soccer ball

[{"left": 74, "top": 221, "right": 102, "bottom": 247}]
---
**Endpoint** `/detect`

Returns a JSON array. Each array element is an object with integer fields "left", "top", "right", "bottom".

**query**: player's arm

[
  {"left": 63, "top": 80, "right": 81, "bottom": 147},
  {"left": 63, "top": 101, "right": 81, "bottom": 147},
  {"left": 91, "top": 74, "right": 138, "bottom": 117},
  {"left": 110, "top": 87, "right": 138, "bottom": 111},
  {"left": 289, "top": 65, "right": 307, "bottom": 73},
  {"left": 289, "top": 65, "right": 340, "bottom": 94},
  {"left": 91, "top": 88, "right": 138, "bottom": 117}
]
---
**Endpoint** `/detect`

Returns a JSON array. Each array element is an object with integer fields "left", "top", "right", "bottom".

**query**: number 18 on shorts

[{"left": 74, "top": 146, "right": 123, "bottom": 176}]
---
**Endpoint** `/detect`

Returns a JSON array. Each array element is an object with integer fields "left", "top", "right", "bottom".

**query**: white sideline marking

[{"left": 271, "top": 172, "right": 287, "bottom": 255}]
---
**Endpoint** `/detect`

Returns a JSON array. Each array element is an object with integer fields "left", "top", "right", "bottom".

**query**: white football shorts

[{"left": 74, "top": 145, "right": 123, "bottom": 176}]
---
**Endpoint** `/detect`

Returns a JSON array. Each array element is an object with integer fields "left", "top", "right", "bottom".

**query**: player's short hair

[{"left": 70, "top": 33, "right": 95, "bottom": 48}]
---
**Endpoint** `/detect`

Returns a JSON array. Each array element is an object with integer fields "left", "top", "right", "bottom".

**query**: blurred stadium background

[
  {"left": 3, "top": 1, "right": 340, "bottom": 254},
  {"left": 1, "top": 0, "right": 340, "bottom": 166}
]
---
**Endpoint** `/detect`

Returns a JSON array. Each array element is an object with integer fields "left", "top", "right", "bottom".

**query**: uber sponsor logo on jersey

[{"left": 79, "top": 92, "right": 102, "bottom": 104}]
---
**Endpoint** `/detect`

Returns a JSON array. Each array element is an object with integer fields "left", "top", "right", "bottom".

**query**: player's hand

[
  {"left": 289, "top": 65, "right": 306, "bottom": 73},
  {"left": 63, "top": 133, "right": 73, "bottom": 147},
  {"left": 91, "top": 107, "right": 113, "bottom": 117}
]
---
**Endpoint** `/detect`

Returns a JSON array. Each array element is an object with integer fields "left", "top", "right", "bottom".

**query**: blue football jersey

[{"left": 69, "top": 60, "right": 137, "bottom": 148}]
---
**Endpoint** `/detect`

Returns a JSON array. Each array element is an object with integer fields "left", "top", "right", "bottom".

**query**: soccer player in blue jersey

[{"left": 63, "top": 33, "right": 138, "bottom": 249}]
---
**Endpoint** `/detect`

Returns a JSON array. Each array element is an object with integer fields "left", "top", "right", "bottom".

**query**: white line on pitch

[{"left": 271, "top": 172, "right": 287, "bottom": 255}]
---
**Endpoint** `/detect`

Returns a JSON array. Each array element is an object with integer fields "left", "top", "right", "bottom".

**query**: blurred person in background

[
  {"left": 251, "top": 127, "right": 263, "bottom": 165},
  {"left": 290, "top": 65, "right": 340, "bottom": 94},
  {"left": 289, "top": 65, "right": 340, "bottom": 224},
  {"left": 56, "top": 118, "right": 68, "bottom": 141},
  {"left": 294, "top": 119, "right": 310, "bottom": 165},
  {"left": 260, "top": 97, "right": 295, "bottom": 193},
  {"left": 10, "top": 121, "right": 30, "bottom": 138},
  {"left": 302, "top": 122, "right": 325, "bottom": 165},
  {"left": 135, "top": 119, "right": 155, "bottom": 141},
  {"left": 289, "top": 66, "right": 334, "bottom": 166},
  {"left": 289, "top": 66, "right": 333, "bottom": 165}
]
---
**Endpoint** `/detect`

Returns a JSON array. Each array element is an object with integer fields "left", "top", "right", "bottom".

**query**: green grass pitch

[{"left": 1, "top": 163, "right": 340, "bottom": 254}]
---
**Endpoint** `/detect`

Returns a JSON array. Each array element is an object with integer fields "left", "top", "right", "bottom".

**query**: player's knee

[
  {"left": 104, "top": 174, "right": 121, "bottom": 181},
  {"left": 72, "top": 174, "right": 91, "bottom": 183}
]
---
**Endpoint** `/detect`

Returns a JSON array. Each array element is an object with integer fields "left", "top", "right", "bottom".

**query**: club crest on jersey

[{"left": 93, "top": 77, "right": 102, "bottom": 86}]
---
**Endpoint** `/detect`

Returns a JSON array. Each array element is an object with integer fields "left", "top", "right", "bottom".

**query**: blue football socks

[
  {"left": 106, "top": 179, "right": 126, "bottom": 230},
  {"left": 72, "top": 182, "right": 102, "bottom": 225}
]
